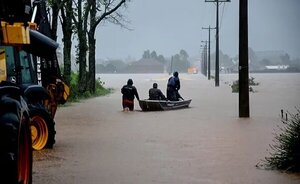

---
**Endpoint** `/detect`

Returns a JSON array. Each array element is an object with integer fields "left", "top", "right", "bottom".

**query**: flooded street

[{"left": 33, "top": 73, "right": 300, "bottom": 184}]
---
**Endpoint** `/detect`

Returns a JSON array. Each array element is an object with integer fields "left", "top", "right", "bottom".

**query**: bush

[
  {"left": 230, "top": 77, "right": 259, "bottom": 93},
  {"left": 259, "top": 109, "right": 300, "bottom": 172},
  {"left": 249, "top": 77, "right": 259, "bottom": 86},
  {"left": 68, "top": 72, "right": 111, "bottom": 102}
]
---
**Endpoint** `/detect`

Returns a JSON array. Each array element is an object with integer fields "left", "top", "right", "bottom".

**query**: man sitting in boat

[
  {"left": 149, "top": 83, "right": 166, "bottom": 100},
  {"left": 167, "top": 71, "right": 183, "bottom": 101}
]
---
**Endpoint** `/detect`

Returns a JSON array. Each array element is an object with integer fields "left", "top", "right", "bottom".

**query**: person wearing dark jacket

[
  {"left": 167, "top": 71, "right": 182, "bottom": 101},
  {"left": 149, "top": 83, "right": 166, "bottom": 100},
  {"left": 121, "top": 79, "right": 140, "bottom": 111}
]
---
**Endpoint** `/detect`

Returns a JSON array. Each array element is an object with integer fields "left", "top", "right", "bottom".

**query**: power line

[
  {"left": 205, "top": 0, "right": 231, "bottom": 87},
  {"left": 219, "top": 3, "right": 226, "bottom": 31}
]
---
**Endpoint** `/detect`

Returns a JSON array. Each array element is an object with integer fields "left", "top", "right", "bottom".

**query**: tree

[
  {"left": 219, "top": 51, "right": 233, "bottom": 68},
  {"left": 172, "top": 53, "right": 188, "bottom": 73},
  {"left": 143, "top": 50, "right": 151, "bottom": 59},
  {"left": 59, "top": 0, "right": 73, "bottom": 85},
  {"left": 157, "top": 54, "right": 166, "bottom": 64},
  {"left": 87, "top": 0, "right": 128, "bottom": 93},
  {"left": 248, "top": 47, "right": 261, "bottom": 70},
  {"left": 150, "top": 51, "right": 158, "bottom": 59},
  {"left": 45, "top": 0, "right": 73, "bottom": 86},
  {"left": 47, "top": 0, "right": 59, "bottom": 41},
  {"left": 179, "top": 49, "right": 188, "bottom": 61},
  {"left": 179, "top": 49, "right": 189, "bottom": 70},
  {"left": 68, "top": 0, "right": 128, "bottom": 92},
  {"left": 73, "top": 0, "right": 90, "bottom": 92}
]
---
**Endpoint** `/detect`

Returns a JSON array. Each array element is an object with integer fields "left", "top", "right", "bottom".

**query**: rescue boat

[{"left": 139, "top": 99, "right": 192, "bottom": 111}]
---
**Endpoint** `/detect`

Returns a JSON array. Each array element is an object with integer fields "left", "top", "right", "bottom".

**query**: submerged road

[{"left": 33, "top": 73, "right": 300, "bottom": 184}]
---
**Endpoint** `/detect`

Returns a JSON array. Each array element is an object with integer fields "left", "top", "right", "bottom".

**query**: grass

[{"left": 67, "top": 72, "right": 112, "bottom": 103}]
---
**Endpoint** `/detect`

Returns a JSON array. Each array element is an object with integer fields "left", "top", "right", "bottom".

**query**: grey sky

[{"left": 93, "top": 0, "right": 300, "bottom": 60}]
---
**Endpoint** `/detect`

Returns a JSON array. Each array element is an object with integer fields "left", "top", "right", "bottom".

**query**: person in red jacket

[{"left": 121, "top": 79, "right": 139, "bottom": 111}]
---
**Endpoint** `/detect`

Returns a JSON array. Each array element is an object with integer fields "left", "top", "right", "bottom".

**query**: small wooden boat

[{"left": 139, "top": 99, "right": 192, "bottom": 111}]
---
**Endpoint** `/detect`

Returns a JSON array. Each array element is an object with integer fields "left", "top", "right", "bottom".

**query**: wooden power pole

[
  {"left": 239, "top": 0, "right": 250, "bottom": 117},
  {"left": 205, "top": 0, "right": 231, "bottom": 86},
  {"left": 202, "top": 26, "right": 216, "bottom": 80}
]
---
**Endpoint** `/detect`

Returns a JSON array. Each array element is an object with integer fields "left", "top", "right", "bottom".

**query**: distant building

[
  {"left": 126, "top": 58, "right": 164, "bottom": 73},
  {"left": 265, "top": 65, "right": 289, "bottom": 70},
  {"left": 256, "top": 50, "right": 286, "bottom": 65}
]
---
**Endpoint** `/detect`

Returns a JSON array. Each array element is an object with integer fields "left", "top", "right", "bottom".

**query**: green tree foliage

[
  {"left": 230, "top": 77, "right": 259, "bottom": 93},
  {"left": 69, "top": 72, "right": 110, "bottom": 101},
  {"left": 45, "top": 0, "right": 73, "bottom": 85},
  {"left": 73, "top": 0, "right": 127, "bottom": 93}
]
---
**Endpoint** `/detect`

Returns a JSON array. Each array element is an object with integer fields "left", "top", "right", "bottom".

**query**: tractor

[{"left": 0, "top": 0, "right": 69, "bottom": 183}]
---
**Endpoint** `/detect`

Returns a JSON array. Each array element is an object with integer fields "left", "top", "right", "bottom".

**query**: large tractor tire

[
  {"left": 29, "top": 104, "right": 56, "bottom": 150},
  {"left": 0, "top": 94, "right": 32, "bottom": 184}
]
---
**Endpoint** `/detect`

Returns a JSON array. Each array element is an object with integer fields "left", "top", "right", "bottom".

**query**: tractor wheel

[
  {"left": 30, "top": 106, "right": 55, "bottom": 150},
  {"left": 0, "top": 112, "right": 32, "bottom": 184}
]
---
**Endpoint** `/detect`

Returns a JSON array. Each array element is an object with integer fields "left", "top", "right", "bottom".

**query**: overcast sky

[{"left": 88, "top": 0, "right": 300, "bottom": 60}]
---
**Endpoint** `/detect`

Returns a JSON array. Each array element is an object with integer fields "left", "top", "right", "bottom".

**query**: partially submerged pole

[{"left": 239, "top": 0, "right": 250, "bottom": 117}]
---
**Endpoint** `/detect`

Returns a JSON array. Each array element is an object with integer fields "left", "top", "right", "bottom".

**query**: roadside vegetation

[
  {"left": 230, "top": 77, "right": 259, "bottom": 93},
  {"left": 258, "top": 109, "right": 300, "bottom": 172},
  {"left": 68, "top": 72, "right": 112, "bottom": 102}
]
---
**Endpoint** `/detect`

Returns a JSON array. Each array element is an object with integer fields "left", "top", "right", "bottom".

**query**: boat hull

[{"left": 139, "top": 99, "right": 192, "bottom": 111}]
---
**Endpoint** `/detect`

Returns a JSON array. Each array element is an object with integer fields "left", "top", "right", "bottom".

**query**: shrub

[
  {"left": 259, "top": 109, "right": 300, "bottom": 172},
  {"left": 68, "top": 72, "right": 111, "bottom": 102},
  {"left": 230, "top": 77, "right": 259, "bottom": 93},
  {"left": 249, "top": 77, "right": 259, "bottom": 86}
]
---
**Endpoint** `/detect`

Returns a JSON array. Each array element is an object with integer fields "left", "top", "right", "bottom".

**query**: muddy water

[{"left": 33, "top": 73, "right": 300, "bottom": 184}]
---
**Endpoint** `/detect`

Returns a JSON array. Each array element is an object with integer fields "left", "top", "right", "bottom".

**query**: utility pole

[
  {"left": 200, "top": 44, "right": 208, "bottom": 77},
  {"left": 201, "top": 41, "right": 208, "bottom": 77},
  {"left": 205, "top": 0, "right": 230, "bottom": 86},
  {"left": 170, "top": 56, "right": 174, "bottom": 75},
  {"left": 202, "top": 26, "right": 216, "bottom": 80},
  {"left": 200, "top": 45, "right": 207, "bottom": 76},
  {"left": 204, "top": 43, "right": 207, "bottom": 77},
  {"left": 239, "top": 0, "right": 249, "bottom": 117}
]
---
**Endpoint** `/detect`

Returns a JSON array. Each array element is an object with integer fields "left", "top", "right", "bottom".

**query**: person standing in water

[{"left": 121, "top": 79, "right": 140, "bottom": 111}]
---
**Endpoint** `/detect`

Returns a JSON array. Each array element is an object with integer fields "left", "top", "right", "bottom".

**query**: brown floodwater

[{"left": 33, "top": 73, "right": 300, "bottom": 184}]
